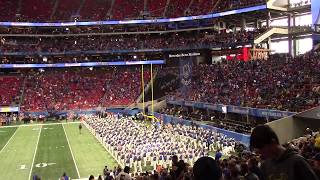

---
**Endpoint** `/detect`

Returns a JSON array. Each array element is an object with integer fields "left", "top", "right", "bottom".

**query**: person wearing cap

[{"left": 250, "top": 125, "right": 319, "bottom": 180}]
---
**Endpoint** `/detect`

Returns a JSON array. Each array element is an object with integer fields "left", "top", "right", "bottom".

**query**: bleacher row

[
  {"left": 0, "top": 50, "right": 319, "bottom": 113},
  {"left": 0, "top": 67, "right": 150, "bottom": 112},
  {"left": 0, "top": 0, "right": 266, "bottom": 21},
  {"left": 0, "top": 29, "right": 257, "bottom": 57},
  {"left": 166, "top": 52, "right": 320, "bottom": 113}
]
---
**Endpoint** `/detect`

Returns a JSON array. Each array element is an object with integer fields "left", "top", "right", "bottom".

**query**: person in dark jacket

[{"left": 250, "top": 125, "right": 319, "bottom": 180}]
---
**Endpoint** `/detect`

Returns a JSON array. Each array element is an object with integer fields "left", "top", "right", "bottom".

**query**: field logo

[
  {"left": 18, "top": 165, "right": 27, "bottom": 170},
  {"left": 35, "top": 162, "right": 56, "bottom": 168}
]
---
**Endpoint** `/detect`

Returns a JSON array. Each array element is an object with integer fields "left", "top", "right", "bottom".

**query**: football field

[{"left": 0, "top": 122, "right": 118, "bottom": 180}]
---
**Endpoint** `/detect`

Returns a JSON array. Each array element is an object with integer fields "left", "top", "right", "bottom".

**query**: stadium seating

[
  {"left": 0, "top": 29, "right": 257, "bottom": 56},
  {"left": 160, "top": 105, "right": 254, "bottom": 134},
  {"left": 165, "top": 0, "right": 191, "bottom": 18},
  {"left": 188, "top": 0, "right": 215, "bottom": 16},
  {"left": 0, "top": 76, "right": 22, "bottom": 106},
  {"left": 215, "top": 0, "right": 265, "bottom": 12},
  {"left": 52, "top": 0, "right": 81, "bottom": 20},
  {"left": 112, "top": 0, "right": 144, "bottom": 20},
  {"left": 80, "top": 0, "right": 112, "bottom": 21},
  {"left": 0, "top": 0, "right": 267, "bottom": 21},
  {"left": 101, "top": 68, "right": 151, "bottom": 106},
  {"left": 147, "top": 0, "right": 167, "bottom": 17},
  {"left": 22, "top": 68, "right": 107, "bottom": 111},
  {"left": 168, "top": 52, "right": 320, "bottom": 112},
  {"left": 20, "top": 0, "right": 55, "bottom": 21},
  {"left": 21, "top": 67, "right": 150, "bottom": 111},
  {"left": 0, "top": 0, "right": 17, "bottom": 21}
]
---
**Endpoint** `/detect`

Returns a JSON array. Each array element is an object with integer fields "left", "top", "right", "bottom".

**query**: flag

[{"left": 179, "top": 57, "right": 193, "bottom": 97}]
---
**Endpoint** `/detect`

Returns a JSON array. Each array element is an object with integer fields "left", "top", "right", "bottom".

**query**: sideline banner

[
  {"left": 312, "top": 0, "right": 320, "bottom": 44},
  {"left": 0, "top": 106, "right": 19, "bottom": 112},
  {"left": 0, "top": 60, "right": 165, "bottom": 69},
  {"left": 167, "top": 100, "right": 296, "bottom": 118}
]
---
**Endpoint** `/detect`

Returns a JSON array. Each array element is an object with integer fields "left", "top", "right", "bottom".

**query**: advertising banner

[
  {"left": 0, "top": 60, "right": 165, "bottom": 69},
  {"left": 312, "top": 0, "right": 320, "bottom": 44},
  {"left": 0, "top": 106, "right": 19, "bottom": 112},
  {"left": 179, "top": 57, "right": 193, "bottom": 96},
  {"left": 167, "top": 100, "right": 296, "bottom": 118}
]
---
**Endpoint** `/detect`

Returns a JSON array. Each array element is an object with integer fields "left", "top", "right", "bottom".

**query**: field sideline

[{"left": 0, "top": 122, "right": 118, "bottom": 180}]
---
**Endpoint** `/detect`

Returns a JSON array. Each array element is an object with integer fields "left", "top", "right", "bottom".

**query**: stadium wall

[
  {"left": 154, "top": 113, "right": 251, "bottom": 146},
  {"left": 266, "top": 116, "right": 304, "bottom": 144},
  {"left": 147, "top": 100, "right": 167, "bottom": 113},
  {"left": 267, "top": 106, "right": 320, "bottom": 144}
]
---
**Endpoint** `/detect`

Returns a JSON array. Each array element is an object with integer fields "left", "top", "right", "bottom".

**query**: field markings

[
  {"left": 28, "top": 125, "right": 42, "bottom": 180},
  {"left": 0, "top": 121, "right": 80, "bottom": 129},
  {"left": 0, "top": 127, "right": 19, "bottom": 154},
  {"left": 63, "top": 124, "right": 81, "bottom": 178}
]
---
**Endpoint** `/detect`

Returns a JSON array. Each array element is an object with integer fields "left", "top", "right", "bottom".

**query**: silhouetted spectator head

[
  {"left": 193, "top": 156, "right": 222, "bottom": 180},
  {"left": 124, "top": 166, "right": 130, "bottom": 174},
  {"left": 172, "top": 155, "right": 178, "bottom": 164},
  {"left": 250, "top": 125, "right": 280, "bottom": 159}
]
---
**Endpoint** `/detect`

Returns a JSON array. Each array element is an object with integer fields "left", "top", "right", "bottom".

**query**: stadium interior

[{"left": 0, "top": 0, "right": 320, "bottom": 179}]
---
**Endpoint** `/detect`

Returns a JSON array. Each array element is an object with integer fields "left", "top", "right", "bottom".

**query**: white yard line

[
  {"left": 62, "top": 124, "right": 81, "bottom": 178},
  {"left": 83, "top": 122, "right": 122, "bottom": 167},
  {"left": 0, "top": 121, "right": 80, "bottom": 129},
  {"left": 0, "top": 127, "right": 19, "bottom": 154},
  {"left": 28, "top": 125, "right": 42, "bottom": 180}
]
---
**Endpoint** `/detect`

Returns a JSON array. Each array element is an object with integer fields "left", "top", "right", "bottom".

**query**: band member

[{"left": 79, "top": 123, "right": 82, "bottom": 134}]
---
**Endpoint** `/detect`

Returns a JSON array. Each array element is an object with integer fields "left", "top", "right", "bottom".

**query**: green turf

[
  {"left": 31, "top": 124, "right": 78, "bottom": 180},
  {"left": 0, "top": 122, "right": 148, "bottom": 179},
  {"left": 0, "top": 126, "right": 17, "bottom": 151},
  {"left": 63, "top": 123, "right": 118, "bottom": 178},
  {"left": 0, "top": 126, "right": 41, "bottom": 180}
]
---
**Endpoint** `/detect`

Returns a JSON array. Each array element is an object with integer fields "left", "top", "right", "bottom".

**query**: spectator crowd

[
  {"left": 0, "top": 29, "right": 258, "bottom": 57},
  {"left": 20, "top": 67, "right": 150, "bottom": 111},
  {"left": 0, "top": 0, "right": 267, "bottom": 22},
  {"left": 168, "top": 51, "right": 320, "bottom": 112}
]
